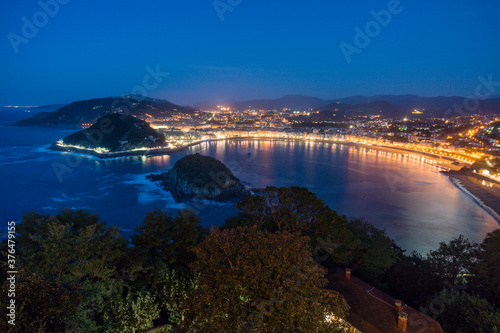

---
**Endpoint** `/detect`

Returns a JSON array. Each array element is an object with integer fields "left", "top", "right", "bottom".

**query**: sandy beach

[{"left": 444, "top": 170, "right": 500, "bottom": 223}]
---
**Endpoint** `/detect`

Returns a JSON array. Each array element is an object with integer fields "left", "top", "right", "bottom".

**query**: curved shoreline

[
  {"left": 48, "top": 139, "right": 217, "bottom": 158},
  {"left": 49, "top": 137, "right": 500, "bottom": 220},
  {"left": 442, "top": 170, "right": 500, "bottom": 224},
  {"left": 50, "top": 137, "right": 465, "bottom": 166},
  {"left": 448, "top": 177, "right": 500, "bottom": 223},
  {"left": 203, "top": 137, "right": 466, "bottom": 172}
]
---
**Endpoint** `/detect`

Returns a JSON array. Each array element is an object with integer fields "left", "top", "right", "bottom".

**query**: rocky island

[
  {"left": 51, "top": 114, "right": 165, "bottom": 156},
  {"left": 148, "top": 153, "right": 253, "bottom": 202}
]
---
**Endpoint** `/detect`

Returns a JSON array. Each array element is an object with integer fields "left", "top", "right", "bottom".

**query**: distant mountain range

[
  {"left": 11, "top": 94, "right": 500, "bottom": 126},
  {"left": 193, "top": 95, "right": 326, "bottom": 110},
  {"left": 317, "top": 100, "right": 408, "bottom": 119},
  {"left": 195, "top": 94, "right": 500, "bottom": 117},
  {"left": 14, "top": 96, "right": 196, "bottom": 126}
]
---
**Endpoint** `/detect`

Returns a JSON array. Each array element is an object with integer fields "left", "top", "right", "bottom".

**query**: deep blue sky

[{"left": 1, "top": 0, "right": 500, "bottom": 106}]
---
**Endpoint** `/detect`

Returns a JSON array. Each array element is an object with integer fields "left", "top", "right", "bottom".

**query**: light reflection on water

[
  {"left": 0, "top": 125, "right": 498, "bottom": 254},
  {"left": 184, "top": 139, "right": 498, "bottom": 253}
]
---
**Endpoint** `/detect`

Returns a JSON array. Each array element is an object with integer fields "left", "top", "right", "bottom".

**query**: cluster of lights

[
  {"left": 56, "top": 141, "right": 111, "bottom": 154},
  {"left": 197, "top": 131, "right": 488, "bottom": 167},
  {"left": 57, "top": 117, "right": 498, "bottom": 168}
]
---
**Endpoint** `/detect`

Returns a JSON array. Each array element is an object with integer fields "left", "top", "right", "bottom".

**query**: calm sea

[{"left": 1, "top": 107, "right": 498, "bottom": 253}]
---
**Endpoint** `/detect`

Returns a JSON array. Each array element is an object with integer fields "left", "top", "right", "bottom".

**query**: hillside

[
  {"left": 196, "top": 94, "right": 500, "bottom": 117},
  {"left": 11, "top": 94, "right": 500, "bottom": 125},
  {"left": 318, "top": 100, "right": 408, "bottom": 119},
  {"left": 194, "top": 94, "right": 328, "bottom": 110},
  {"left": 14, "top": 96, "right": 196, "bottom": 126},
  {"left": 234, "top": 94, "right": 327, "bottom": 110},
  {"left": 60, "top": 114, "right": 165, "bottom": 151},
  {"left": 327, "top": 95, "right": 500, "bottom": 116}
]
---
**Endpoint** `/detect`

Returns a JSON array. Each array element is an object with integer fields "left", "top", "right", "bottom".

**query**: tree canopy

[
  {"left": 1, "top": 208, "right": 205, "bottom": 332},
  {"left": 426, "top": 235, "right": 479, "bottom": 284},
  {"left": 15, "top": 208, "right": 127, "bottom": 283},
  {"left": 470, "top": 229, "right": 500, "bottom": 307},
  {"left": 3, "top": 195, "right": 499, "bottom": 332},
  {"left": 225, "top": 186, "right": 358, "bottom": 264},
  {"left": 0, "top": 270, "right": 83, "bottom": 333},
  {"left": 346, "top": 219, "right": 402, "bottom": 284},
  {"left": 422, "top": 289, "right": 500, "bottom": 333},
  {"left": 184, "top": 226, "right": 349, "bottom": 332},
  {"left": 131, "top": 208, "right": 206, "bottom": 271}
]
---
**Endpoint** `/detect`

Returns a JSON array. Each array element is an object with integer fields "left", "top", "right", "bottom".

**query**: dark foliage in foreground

[
  {"left": 1, "top": 187, "right": 499, "bottom": 332},
  {"left": 183, "top": 226, "right": 349, "bottom": 332}
]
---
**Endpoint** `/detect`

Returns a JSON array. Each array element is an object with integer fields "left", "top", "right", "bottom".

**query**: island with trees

[
  {"left": 50, "top": 114, "right": 166, "bottom": 157},
  {"left": 148, "top": 153, "right": 253, "bottom": 202}
]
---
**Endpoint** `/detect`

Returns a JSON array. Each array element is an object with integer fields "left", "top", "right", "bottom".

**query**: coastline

[
  {"left": 49, "top": 137, "right": 465, "bottom": 168},
  {"left": 49, "top": 137, "right": 500, "bottom": 220},
  {"left": 442, "top": 170, "right": 500, "bottom": 223},
  {"left": 48, "top": 139, "right": 216, "bottom": 158},
  {"left": 48, "top": 137, "right": 263, "bottom": 158}
]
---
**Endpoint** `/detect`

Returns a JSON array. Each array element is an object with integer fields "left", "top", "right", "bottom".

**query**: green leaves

[
  {"left": 105, "top": 287, "right": 161, "bottom": 333},
  {"left": 422, "top": 290, "right": 500, "bottom": 333},
  {"left": 426, "top": 235, "right": 479, "bottom": 284},
  {"left": 346, "top": 219, "right": 402, "bottom": 283},
  {"left": 470, "top": 229, "right": 500, "bottom": 307},
  {"left": 17, "top": 209, "right": 127, "bottom": 283},
  {"left": 0, "top": 270, "right": 84, "bottom": 333},
  {"left": 7, "top": 208, "right": 205, "bottom": 332},
  {"left": 229, "top": 186, "right": 358, "bottom": 264},
  {"left": 131, "top": 208, "right": 206, "bottom": 270},
  {"left": 184, "top": 226, "right": 349, "bottom": 332},
  {"left": 8, "top": 202, "right": 499, "bottom": 332}
]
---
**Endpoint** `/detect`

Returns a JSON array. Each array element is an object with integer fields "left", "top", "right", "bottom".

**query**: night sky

[{"left": 1, "top": 0, "right": 500, "bottom": 106}]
